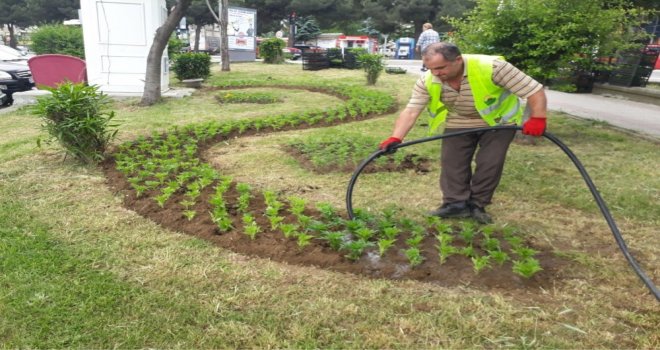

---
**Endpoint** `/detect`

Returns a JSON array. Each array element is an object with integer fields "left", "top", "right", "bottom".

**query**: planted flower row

[{"left": 112, "top": 79, "right": 542, "bottom": 278}]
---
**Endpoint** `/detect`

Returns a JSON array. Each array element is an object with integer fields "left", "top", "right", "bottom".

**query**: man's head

[
  {"left": 421, "top": 42, "right": 464, "bottom": 81},
  {"left": 422, "top": 23, "right": 433, "bottom": 31}
]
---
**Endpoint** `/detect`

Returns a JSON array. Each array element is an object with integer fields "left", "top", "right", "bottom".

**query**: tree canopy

[
  {"left": 449, "top": 0, "right": 652, "bottom": 83},
  {"left": 0, "top": 0, "right": 79, "bottom": 47}
]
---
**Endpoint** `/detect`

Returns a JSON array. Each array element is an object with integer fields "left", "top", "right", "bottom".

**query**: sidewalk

[{"left": 545, "top": 90, "right": 660, "bottom": 140}]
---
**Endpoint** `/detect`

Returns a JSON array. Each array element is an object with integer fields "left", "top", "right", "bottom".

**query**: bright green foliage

[
  {"left": 172, "top": 52, "right": 212, "bottom": 80},
  {"left": 33, "top": 83, "right": 118, "bottom": 164},
  {"left": 216, "top": 91, "right": 282, "bottom": 104},
  {"left": 449, "top": 0, "right": 652, "bottom": 83},
  {"left": 29, "top": 24, "right": 84, "bottom": 58},
  {"left": 357, "top": 53, "right": 385, "bottom": 85},
  {"left": 513, "top": 257, "right": 543, "bottom": 278},
  {"left": 259, "top": 38, "right": 286, "bottom": 64},
  {"left": 286, "top": 133, "right": 417, "bottom": 172}
]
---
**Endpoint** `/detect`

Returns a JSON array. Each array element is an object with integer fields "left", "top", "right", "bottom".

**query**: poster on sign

[{"left": 228, "top": 7, "right": 256, "bottom": 51}]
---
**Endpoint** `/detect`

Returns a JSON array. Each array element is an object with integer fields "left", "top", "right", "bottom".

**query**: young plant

[
  {"left": 183, "top": 209, "right": 196, "bottom": 221},
  {"left": 279, "top": 223, "right": 299, "bottom": 239},
  {"left": 242, "top": 213, "right": 260, "bottom": 240},
  {"left": 319, "top": 231, "right": 346, "bottom": 251},
  {"left": 296, "top": 232, "right": 314, "bottom": 248},
  {"left": 436, "top": 233, "right": 457, "bottom": 264},
  {"left": 377, "top": 238, "right": 396, "bottom": 256},
  {"left": 471, "top": 255, "right": 491, "bottom": 273},
  {"left": 512, "top": 257, "right": 543, "bottom": 278},
  {"left": 236, "top": 183, "right": 252, "bottom": 213},
  {"left": 404, "top": 247, "right": 425, "bottom": 267},
  {"left": 489, "top": 250, "right": 510, "bottom": 266},
  {"left": 342, "top": 239, "right": 374, "bottom": 261}
]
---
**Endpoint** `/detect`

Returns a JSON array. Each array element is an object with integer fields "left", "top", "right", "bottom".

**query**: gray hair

[{"left": 422, "top": 42, "right": 462, "bottom": 61}]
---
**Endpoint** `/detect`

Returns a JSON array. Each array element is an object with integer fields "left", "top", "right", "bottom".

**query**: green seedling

[
  {"left": 319, "top": 231, "right": 345, "bottom": 251},
  {"left": 489, "top": 250, "right": 509, "bottom": 266},
  {"left": 514, "top": 247, "right": 539, "bottom": 260},
  {"left": 377, "top": 238, "right": 396, "bottom": 256},
  {"left": 296, "top": 232, "right": 314, "bottom": 248},
  {"left": 404, "top": 247, "right": 425, "bottom": 267},
  {"left": 279, "top": 223, "right": 299, "bottom": 239},
  {"left": 354, "top": 227, "right": 375, "bottom": 241},
  {"left": 513, "top": 257, "right": 543, "bottom": 278},
  {"left": 471, "top": 255, "right": 491, "bottom": 273},
  {"left": 342, "top": 239, "right": 374, "bottom": 261},
  {"left": 183, "top": 210, "right": 196, "bottom": 221}
]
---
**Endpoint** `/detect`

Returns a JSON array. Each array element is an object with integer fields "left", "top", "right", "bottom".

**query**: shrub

[
  {"left": 33, "top": 83, "right": 118, "bottom": 164},
  {"left": 343, "top": 48, "right": 368, "bottom": 69},
  {"left": 172, "top": 52, "right": 212, "bottom": 80},
  {"left": 357, "top": 53, "right": 385, "bottom": 85},
  {"left": 30, "top": 24, "right": 85, "bottom": 58},
  {"left": 168, "top": 35, "right": 185, "bottom": 59},
  {"left": 259, "top": 38, "right": 286, "bottom": 64}
]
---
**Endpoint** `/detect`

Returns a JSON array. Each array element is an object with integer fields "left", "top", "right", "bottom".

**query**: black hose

[{"left": 346, "top": 126, "right": 660, "bottom": 301}]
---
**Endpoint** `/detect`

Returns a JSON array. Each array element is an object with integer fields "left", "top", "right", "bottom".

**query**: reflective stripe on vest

[{"left": 425, "top": 54, "right": 523, "bottom": 134}]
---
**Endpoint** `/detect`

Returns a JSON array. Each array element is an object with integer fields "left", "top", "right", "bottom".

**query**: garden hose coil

[{"left": 345, "top": 125, "right": 660, "bottom": 301}]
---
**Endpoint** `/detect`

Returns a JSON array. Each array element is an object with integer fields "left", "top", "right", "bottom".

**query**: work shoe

[
  {"left": 470, "top": 204, "right": 493, "bottom": 224},
  {"left": 427, "top": 201, "right": 471, "bottom": 218}
]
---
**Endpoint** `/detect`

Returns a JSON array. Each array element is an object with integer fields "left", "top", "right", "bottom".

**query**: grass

[{"left": 0, "top": 61, "right": 658, "bottom": 348}]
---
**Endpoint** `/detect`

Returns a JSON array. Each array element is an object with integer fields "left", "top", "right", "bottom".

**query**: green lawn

[{"left": 0, "top": 62, "right": 658, "bottom": 348}]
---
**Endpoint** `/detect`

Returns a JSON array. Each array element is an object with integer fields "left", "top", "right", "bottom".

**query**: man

[
  {"left": 379, "top": 42, "right": 547, "bottom": 224},
  {"left": 415, "top": 23, "right": 440, "bottom": 71}
]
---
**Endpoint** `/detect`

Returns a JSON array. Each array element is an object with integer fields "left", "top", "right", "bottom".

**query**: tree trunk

[
  {"left": 205, "top": 0, "right": 230, "bottom": 72},
  {"left": 219, "top": 0, "right": 229, "bottom": 71},
  {"left": 8, "top": 24, "right": 17, "bottom": 49},
  {"left": 194, "top": 25, "right": 201, "bottom": 52},
  {"left": 140, "top": 0, "right": 193, "bottom": 106}
]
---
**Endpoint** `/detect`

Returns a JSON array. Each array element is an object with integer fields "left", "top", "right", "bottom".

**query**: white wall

[{"left": 80, "top": 0, "right": 168, "bottom": 94}]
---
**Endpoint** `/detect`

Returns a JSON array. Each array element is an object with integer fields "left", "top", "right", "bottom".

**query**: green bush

[
  {"left": 343, "top": 48, "right": 368, "bottom": 69},
  {"left": 357, "top": 53, "right": 385, "bottom": 85},
  {"left": 259, "top": 38, "right": 286, "bottom": 64},
  {"left": 33, "top": 83, "right": 118, "bottom": 164},
  {"left": 172, "top": 52, "right": 211, "bottom": 80},
  {"left": 168, "top": 35, "right": 185, "bottom": 59},
  {"left": 30, "top": 24, "right": 84, "bottom": 58}
]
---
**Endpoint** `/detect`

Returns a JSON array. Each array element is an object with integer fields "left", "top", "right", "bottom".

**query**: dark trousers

[{"left": 440, "top": 128, "right": 516, "bottom": 208}]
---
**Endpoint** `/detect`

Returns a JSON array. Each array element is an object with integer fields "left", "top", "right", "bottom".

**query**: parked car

[
  {"left": 0, "top": 61, "right": 35, "bottom": 106},
  {"left": 0, "top": 45, "right": 31, "bottom": 63},
  {"left": 282, "top": 47, "right": 302, "bottom": 60},
  {"left": 293, "top": 45, "right": 325, "bottom": 53},
  {"left": 0, "top": 91, "right": 7, "bottom": 106}
]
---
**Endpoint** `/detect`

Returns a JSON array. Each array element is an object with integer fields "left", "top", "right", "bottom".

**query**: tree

[
  {"left": 449, "top": 0, "right": 652, "bottom": 83},
  {"left": 187, "top": 0, "right": 217, "bottom": 51},
  {"left": 204, "top": 0, "right": 230, "bottom": 72},
  {"left": 140, "top": 0, "right": 194, "bottom": 106},
  {"left": 0, "top": 0, "right": 78, "bottom": 48},
  {"left": 294, "top": 16, "right": 321, "bottom": 43}
]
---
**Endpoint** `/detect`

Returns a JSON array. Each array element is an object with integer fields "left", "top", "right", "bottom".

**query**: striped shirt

[{"left": 406, "top": 58, "right": 543, "bottom": 128}]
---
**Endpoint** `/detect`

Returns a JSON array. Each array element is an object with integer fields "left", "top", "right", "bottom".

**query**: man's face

[{"left": 423, "top": 53, "right": 463, "bottom": 82}]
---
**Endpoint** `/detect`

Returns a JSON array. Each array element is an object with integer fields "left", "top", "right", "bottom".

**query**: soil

[
  {"left": 101, "top": 85, "right": 576, "bottom": 298},
  {"left": 282, "top": 145, "right": 432, "bottom": 174}
]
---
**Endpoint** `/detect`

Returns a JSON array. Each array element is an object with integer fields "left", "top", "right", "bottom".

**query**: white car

[{"left": 0, "top": 45, "right": 31, "bottom": 64}]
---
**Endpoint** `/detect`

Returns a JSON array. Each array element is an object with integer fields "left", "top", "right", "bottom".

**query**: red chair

[{"left": 27, "top": 54, "right": 87, "bottom": 89}]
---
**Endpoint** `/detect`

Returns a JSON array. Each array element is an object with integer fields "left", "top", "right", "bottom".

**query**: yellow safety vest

[{"left": 425, "top": 54, "right": 523, "bottom": 134}]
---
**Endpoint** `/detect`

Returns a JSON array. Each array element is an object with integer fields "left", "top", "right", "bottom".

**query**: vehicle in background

[
  {"left": 282, "top": 47, "right": 302, "bottom": 60},
  {"left": 293, "top": 44, "right": 325, "bottom": 53},
  {"left": 0, "top": 61, "right": 35, "bottom": 106},
  {"left": 0, "top": 91, "right": 7, "bottom": 106},
  {"left": 0, "top": 45, "right": 34, "bottom": 61}
]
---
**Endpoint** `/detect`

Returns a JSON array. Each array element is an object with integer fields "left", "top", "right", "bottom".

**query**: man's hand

[
  {"left": 379, "top": 137, "right": 402, "bottom": 154},
  {"left": 522, "top": 116, "right": 547, "bottom": 136}
]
